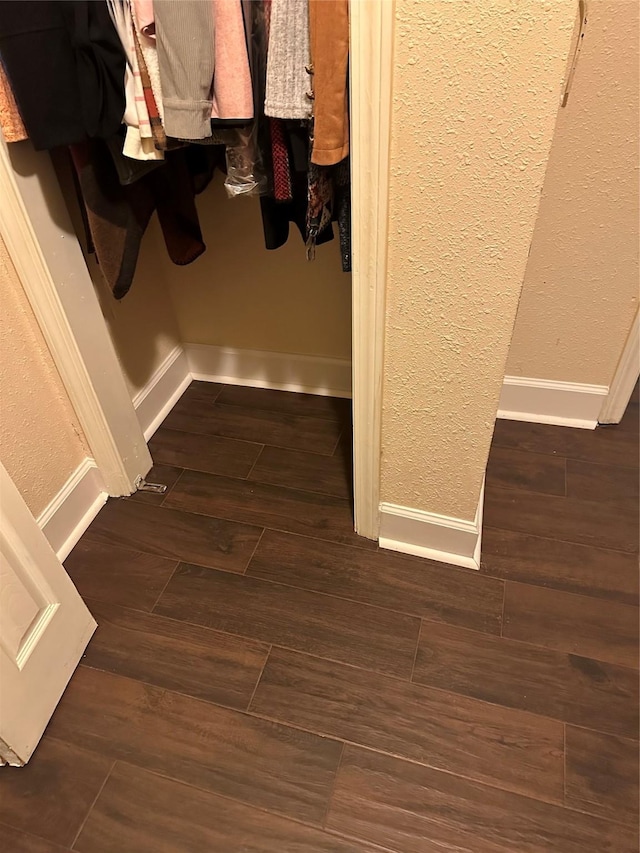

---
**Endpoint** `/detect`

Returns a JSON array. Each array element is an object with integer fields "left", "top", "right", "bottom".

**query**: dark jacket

[{"left": 0, "top": 0, "right": 126, "bottom": 150}]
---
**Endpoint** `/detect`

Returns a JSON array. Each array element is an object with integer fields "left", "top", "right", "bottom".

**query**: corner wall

[
  {"left": 380, "top": 0, "right": 576, "bottom": 530},
  {"left": 0, "top": 235, "right": 89, "bottom": 517},
  {"left": 506, "top": 0, "right": 639, "bottom": 387}
]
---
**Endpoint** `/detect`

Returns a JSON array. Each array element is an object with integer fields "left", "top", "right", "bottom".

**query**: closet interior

[{"left": 0, "top": 0, "right": 356, "bottom": 515}]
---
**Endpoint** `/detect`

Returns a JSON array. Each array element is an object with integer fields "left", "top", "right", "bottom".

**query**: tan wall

[
  {"left": 163, "top": 175, "right": 352, "bottom": 359},
  {"left": 381, "top": 0, "right": 575, "bottom": 520},
  {"left": 52, "top": 148, "right": 183, "bottom": 402},
  {"left": 89, "top": 217, "right": 183, "bottom": 400},
  {"left": 507, "top": 0, "right": 639, "bottom": 386},
  {"left": 0, "top": 236, "right": 88, "bottom": 517}
]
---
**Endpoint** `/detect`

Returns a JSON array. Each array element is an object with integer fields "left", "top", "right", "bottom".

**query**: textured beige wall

[
  {"left": 381, "top": 0, "right": 575, "bottom": 520},
  {"left": 163, "top": 175, "right": 352, "bottom": 359},
  {"left": 507, "top": 0, "right": 639, "bottom": 386},
  {"left": 0, "top": 236, "right": 88, "bottom": 517}
]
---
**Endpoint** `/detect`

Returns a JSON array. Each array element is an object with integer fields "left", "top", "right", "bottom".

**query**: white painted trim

[
  {"left": 185, "top": 343, "right": 352, "bottom": 398},
  {"left": 37, "top": 459, "right": 107, "bottom": 562},
  {"left": 379, "top": 479, "right": 485, "bottom": 571},
  {"left": 0, "top": 139, "right": 152, "bottom": 495},
  {"left": 133, "top": 346, "right": 192, "bottom": 441},
  {"left": 349, "top": 0, "right": 395, "bottom": 539},
  {"left": 599, "top": 310, "right": 639, "bottom": 424},
  {"left": 497, "top": 376, "right": 608, "bottom": 430}
]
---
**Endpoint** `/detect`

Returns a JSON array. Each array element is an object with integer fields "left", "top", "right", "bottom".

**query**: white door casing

[
  {"left": 0, "top": 463, "right": 96, "bottom": 765},
  {"left": 599, "top": 309, "right": 639, "bottom": 424},
  {"left": 0, "top": 137, "right": 152, "bottom": 496},
  {"left": 349, "top": 0, "right": 395, "bottom": 539}
]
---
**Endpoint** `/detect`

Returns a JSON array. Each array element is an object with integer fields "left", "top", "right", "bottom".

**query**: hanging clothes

[
  {"left": 264, "top": 0, "right": 312, "bottom": 120},
  {"left": 106, "top": 0, "right": 164, "bottom": 162},
  {"left": 211, "top": 0, "right": 254, "bottom": 122},
  {"left": 0, "top": 0, "right": 126, "bottom": 150},
  {"left": 70, "top": 137, "right": 218, "bottom": 299},
  {"left": 0, "top": 0, "right": 353, "bottom": 292},
  {"left": 308, "top": 0, "right": 349, "bottom": 166},
  {"left": 132, "top": 0, "right": 155, "bottom": 38},
  {"left": 131, "top": 0, "right": 164, "bottom": 124},
  {"left": 154, "top": 0, "right": 216, "bottom": 140}
]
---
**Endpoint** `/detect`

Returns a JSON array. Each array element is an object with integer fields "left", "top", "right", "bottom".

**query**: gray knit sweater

[{"left": 264, "top": 0, "right": 312, "bottom": 120}]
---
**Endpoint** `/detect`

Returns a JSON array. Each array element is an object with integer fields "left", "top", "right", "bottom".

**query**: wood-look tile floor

[{"left": 2, "top": 381, "right": 639, "bottom": 853}]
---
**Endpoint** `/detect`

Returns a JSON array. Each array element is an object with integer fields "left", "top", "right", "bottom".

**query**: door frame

[
  {"left": 0, "top": 137, "right": 152, "bottom": 495},
  {"left": 0, "top": 1, "right": 395, "bottom": 540},
  {"left": 598, "top": 309, "right": 639, "bottom": 424}
]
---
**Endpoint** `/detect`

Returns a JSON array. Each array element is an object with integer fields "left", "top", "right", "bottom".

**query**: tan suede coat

[{"left": 309, "top": 0, "right": 349, "bottom": 166}]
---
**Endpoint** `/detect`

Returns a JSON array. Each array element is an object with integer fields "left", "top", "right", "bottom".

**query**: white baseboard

[
  {"left": 379, "top": 480, "right": 485, "bottom": 571},
  {"left": 37, "top": 458, "right": 107, "bottom": 561},
  {"left": 133, "top": 345, "right": 192, "bottom": 441},
  {"left": 185, "top": 343, "right": 352, "bottom": 399},
  {"left": 498, "top": 376, "right": 608, "bottom": 430}
]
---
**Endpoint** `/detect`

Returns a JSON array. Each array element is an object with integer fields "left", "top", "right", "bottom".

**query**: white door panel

[{"left": 0, "top": 462, "right": 96, "bottom": 765}]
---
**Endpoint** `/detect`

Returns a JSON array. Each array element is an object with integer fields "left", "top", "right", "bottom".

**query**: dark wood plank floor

[{"left": 2, "top": 381, "right": 638, "bottom": 853}]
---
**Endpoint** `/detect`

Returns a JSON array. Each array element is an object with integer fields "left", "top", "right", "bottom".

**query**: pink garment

[
  {"left": 132, "top": 0, "right": 155, "bottom": 37},
  {"left": 211, "top": 0, "right": 253, "bottom": 120}
]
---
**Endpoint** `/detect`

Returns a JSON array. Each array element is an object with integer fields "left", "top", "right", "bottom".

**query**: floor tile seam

[
  {"left": 64, "top": 536, "right": 181, "bottom": 572},
  {"left": 149, "top": 456, "right": 264, "bottom": 482},
  {"left": 329, "top": 743, "right": 640, "bottom": 833},
  {"left": 503, "top": 578, "right": 640, "bottom": 615},
  {"left": 244, "top": 644, "right": 273, "bottom": 712},
  {"left": 76, "top": 755, "right": 395, "bottom": 851},
  {"left": 79, "top": 637, "right": 421, "bottom": 701},
  {"left": 329, "top": 425, "right": 345, "bottom": 457},
  {"left": 485, "top": 486, "right": 640, "bottom": 516},
  {"left": 164, "top": 473, "right": 355, "bottom": 506},
  {"left": 408, "top": 665, "right": 639, "bottom": 742},
  {"left": 481, "top": 523, "right": 640, "bottom": 561},
  {"left": 152, "top": 427, "right": 267, "bottom": 453},
  {"left": 143, "top": 559, "right": 181, "bottom": 613},
  {"left": 490, "top": 440, "right": 640, "bottom": 467},
  {"left": 155, "top": 467, "right": 187, "bottom": 508},
  {"left": 82, "top": 595, "right": 270, "bottom": 655},
  {"left": 47, "top": 714, "right": 567, "bottom": 818},
  {"left": 0, "top": 820, "right": 72, "bottom": 853},
  {"left": 245, "top": 471, "right": 352, "bottom": 501},
  {"left": 479, "top": 521, "right": 639, "bottom": 556},
  {"left": 242, "top": 527, "right": 266, "bottom": 574},
  {"left": 76, "top": 646, "right": 583, "bottom": 749},
  {"left": 241, "top": 564, "right": 498, "bottom": 627},
  {"left": 321, "top": 741, "right": 345, "bottom": 830},
  {"left": 159, "top": 562, "right": 425, "bottom": 632},
  {"left": 94, "top": 561, "right": 639, "bottom": 687},
  {"left": 69, "top": 758, "right": 117, "bottom": 849},
  {"left": 484, "top": 480, "right": 567, "bottom": 498},
  {"left": 146, "top": 592, "right": 639, "bottom": 715},
  {"left": 243, "top": 445, "right": 267, "bottom": 481},
  {"left": 412, "top": 615, "right": 640, "bottom": 684},
  {"left": 562, "top": 721, "right": 568, "bottom": 813},
  {"left": 204, "top": 395, "right": 352, "bottom": 425},
  {"left": 564, "top": 722, "right": 640, "bottom": 744},
  {"left": 93, "top": 497, "right": 266, "bottom": 536},
  {"left": 155, "top": 421, "right": 340, "bottom": 457},
  {"left": 491, "top": 449, "right": 640, "bottom": 478}
]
